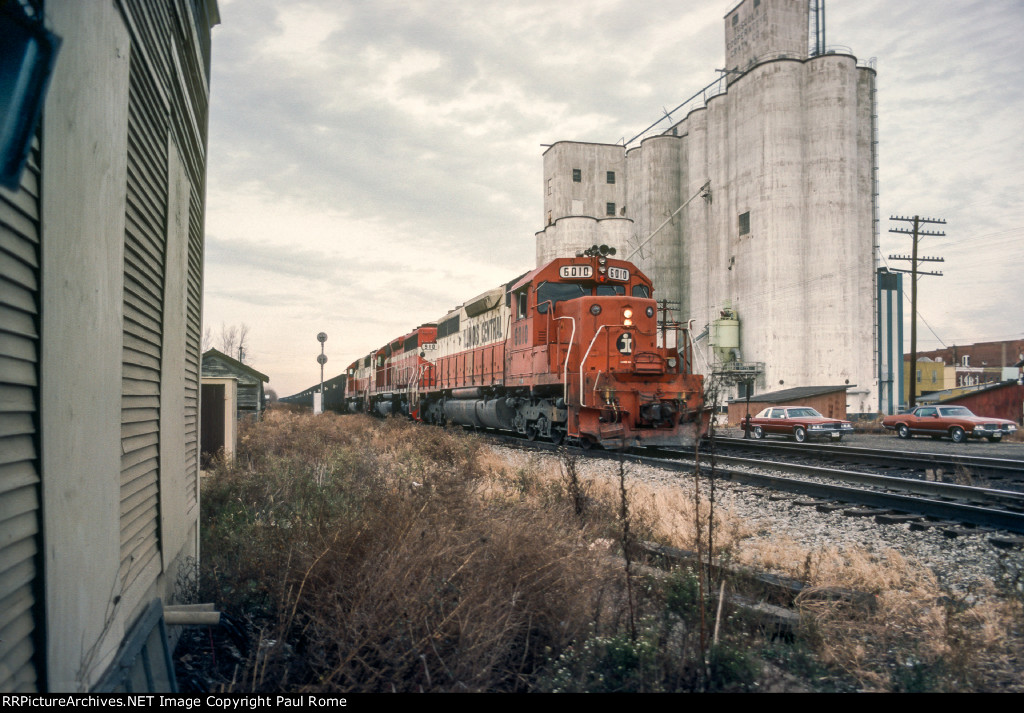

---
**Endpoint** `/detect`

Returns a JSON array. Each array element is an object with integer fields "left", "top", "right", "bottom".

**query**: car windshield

[
  {"left": 938, "top": 406, "right": 973, "bottom": 417},
  {"left": 786, "top": 408, "right": 822, "bottom": 418}
]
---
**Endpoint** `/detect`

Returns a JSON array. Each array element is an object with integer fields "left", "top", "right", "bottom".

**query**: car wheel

[
  {"left": 897, "top": 424, "right": 910, "bottom": 439},
  {"left": 794, "top": 426, "right": 806, "bottom": 443},
  {"left": 753, "top": 425, "right": 765, "bottom": 440},
  {"left": 950, "top": 426, "right": 966, "bottom": 444}
]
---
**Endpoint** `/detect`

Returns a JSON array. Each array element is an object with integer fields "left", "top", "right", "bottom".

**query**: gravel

[{"left": 487, "top": 442, "right": 1024, "bottom": 600}]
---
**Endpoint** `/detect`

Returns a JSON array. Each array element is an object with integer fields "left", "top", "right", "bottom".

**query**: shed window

[
  {"left": 606, "top": 171, "right": 615, "bottom": 184},
  {"left": 572, "top": 168, "right": 581, "bottom": 182},
  {"left": 606, "top": 202, "right": 616, "bottom": 216},
  {"left": 738, "top": 211, "right": 750, "bottom": 235}
]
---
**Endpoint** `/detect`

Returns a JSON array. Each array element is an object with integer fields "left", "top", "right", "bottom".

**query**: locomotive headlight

[
  {"left": 667, "top": 357, "right": 677, "bottom": 369},
  {"left": 590, "top": 304, "right": 602, "bottom": 316},
  {"left": 599, "top": 256, "right": 607, "bottom": 265},
  {"left": 623, "top": 309, "right": 633, "bottom": 319},
  {"left": 598, "top": 266, "right": 606, "bottom": 274},
  {"left": 624, "top": 319, "right": 633, "bottom": 326},
  {"left": 646, "top": 306, "right": 655, "bottom": 318}
]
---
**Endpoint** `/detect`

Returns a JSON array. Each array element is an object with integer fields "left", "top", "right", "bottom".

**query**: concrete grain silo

[{"left": 535, "top": 0, "right": 879, "bottom": 415}]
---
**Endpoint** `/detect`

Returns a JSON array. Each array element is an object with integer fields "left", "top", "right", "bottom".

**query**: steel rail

[
  {"left": 707, "top": 437, "right": 1024, "bottom": 480},
  {"left": 634, "top": 453, "right": 1024, "bottom": 534},
  {"left": 485, "top": 434, "right": 1024, "bottom": 533}
]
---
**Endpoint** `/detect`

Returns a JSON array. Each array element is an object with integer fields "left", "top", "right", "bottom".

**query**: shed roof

[
  {"left": 201, "top": 348, "right": 269, "bottom": 382},
  {"left": 729, "top": 384, "right": 851, "bottom": 404},
  {"left": 916, "top": 379, "right": 1017, "bottom": 405}
]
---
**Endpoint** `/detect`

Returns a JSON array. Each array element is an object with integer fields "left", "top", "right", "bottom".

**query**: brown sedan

[
  {"left": 742, "top": 406, "right": 854, "bottom": 443},
  {"left": 882, "top": 405, "right": 1018, "bottom": 443}
]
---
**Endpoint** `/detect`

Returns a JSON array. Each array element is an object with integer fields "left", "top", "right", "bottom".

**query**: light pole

[{"left": 316, "top": 332, "right": 328, "bottom": 413}]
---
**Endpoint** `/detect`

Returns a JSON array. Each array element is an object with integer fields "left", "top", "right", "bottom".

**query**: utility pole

[{"left": 888, "top": 215, "right": 945, "bottom": 409}]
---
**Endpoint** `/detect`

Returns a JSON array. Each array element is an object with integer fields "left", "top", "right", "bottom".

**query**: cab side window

[{"left": 516, "top": 290, "right": 528, "bottom": 320}]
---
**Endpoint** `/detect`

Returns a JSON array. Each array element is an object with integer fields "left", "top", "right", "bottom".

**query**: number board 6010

[{"left": 559, "top": 265, "right": 593, "bottom": 279}]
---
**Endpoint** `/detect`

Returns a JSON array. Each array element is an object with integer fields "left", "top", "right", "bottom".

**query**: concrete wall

[
  {"left": 542, "top": 141, "right": 626, "bottom": 225},
  {"left": 726, "top": 0, "right": 809, "bottom": 71},
  {"left": 535, "top": 7, "right": 878, "bottom": 416}
]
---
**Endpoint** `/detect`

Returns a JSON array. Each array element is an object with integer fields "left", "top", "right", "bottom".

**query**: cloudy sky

[{"left": 202, "top": 0, "right": 1024, "bottom": 397}]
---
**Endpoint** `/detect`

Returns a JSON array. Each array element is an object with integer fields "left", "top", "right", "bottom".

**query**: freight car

[{"left": 344, "top": 247, "right": 704, "bottom": 449}]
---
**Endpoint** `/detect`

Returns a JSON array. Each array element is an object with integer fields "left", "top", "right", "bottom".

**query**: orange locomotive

[{"left": 345, "top": 247, "right": 704, "bottom": 448}]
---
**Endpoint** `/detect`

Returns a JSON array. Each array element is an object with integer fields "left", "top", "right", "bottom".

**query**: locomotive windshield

[
  {"left": 536, "top": 282, "right": 586, "bottom": 313},
  {"left": 632, "top": 285, "right": 650, "bottom": 299},
  {"left": 596, "top": 285, "right": 625, "bottom": 296}
]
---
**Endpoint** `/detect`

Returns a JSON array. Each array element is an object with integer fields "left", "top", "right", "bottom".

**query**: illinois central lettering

[{"left": 465, "top": 315, "right": 504, "bottom": 349}]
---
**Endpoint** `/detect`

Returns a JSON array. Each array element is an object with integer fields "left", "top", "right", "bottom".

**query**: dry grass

[
  {"left": 738, "top": 538, "right": 1024, "bottom": 691},
  {"left": 198, "top": 410, "right": 616, "bottom": 692},
  {"left": 189, "top": 409, "right": 1024, "bottom": 692}
]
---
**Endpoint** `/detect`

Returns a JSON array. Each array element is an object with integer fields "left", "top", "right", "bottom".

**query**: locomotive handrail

[
  {"left": 502, "top": 313, "right": 512, "bottom": 383},
  {"left": 579, "top": 325, "right": 610, "bottom": 407},
  {"left": 555, "top": 316, "right": 575, "bottom": 405}
]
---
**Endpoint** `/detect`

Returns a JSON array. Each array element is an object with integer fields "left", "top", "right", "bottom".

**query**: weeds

[{"left": 183, "top": 407, "right": 1024, "bottom": 693}]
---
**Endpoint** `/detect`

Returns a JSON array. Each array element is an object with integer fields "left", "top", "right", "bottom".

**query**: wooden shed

[
  {"left": 201, "top": 348, "right": 269, "bottom": 421},
  {"left": 726, "top": 385, "right": 852, "bottom": 426},
  {"left": 920, "top": 381, "right": 1024, "bottom": 425}
]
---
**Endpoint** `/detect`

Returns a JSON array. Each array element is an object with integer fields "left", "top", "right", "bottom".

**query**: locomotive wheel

[
  {"left": 579, "top": 437, "right": 594, "bottom": 450},
  {"left": 525, "top": 423, "right": 538, "bottom": 441},
  {"left": 550, "top": 428, "right": 565, "bottom": 446}
]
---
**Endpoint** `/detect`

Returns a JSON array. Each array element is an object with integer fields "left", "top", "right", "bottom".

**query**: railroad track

[
  {"left": 488, "top": 433, "right": 1024, "bottom": 536},
  {"left": 703, "top": 437, "right": 1024, "bottom": 484}
]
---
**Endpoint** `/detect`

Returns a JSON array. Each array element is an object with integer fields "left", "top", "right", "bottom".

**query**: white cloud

[{"left": 205, "top": 0, "right": 1024, "bottom": 394}]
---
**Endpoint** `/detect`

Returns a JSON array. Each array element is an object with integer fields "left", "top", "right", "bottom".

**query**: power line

[{"left": 888, "top": 214, "right": 946, "bottom": 408}]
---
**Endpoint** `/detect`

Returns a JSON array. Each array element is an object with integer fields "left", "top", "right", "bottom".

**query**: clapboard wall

[{"left": 0, "top": 0, "right": 218, "bottom": 692}]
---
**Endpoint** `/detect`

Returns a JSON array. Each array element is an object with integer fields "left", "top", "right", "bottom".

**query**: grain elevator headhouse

[{"left": 536, "top": 0, "right": 879, "bottom": 416}]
